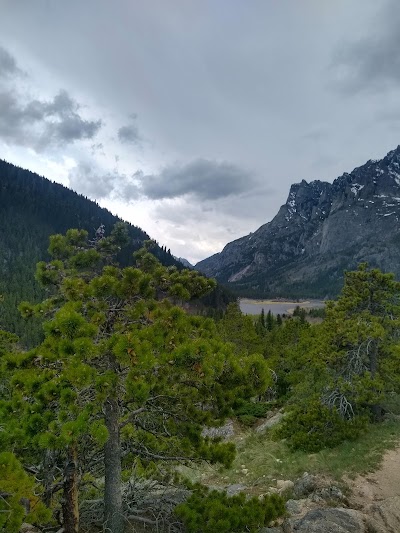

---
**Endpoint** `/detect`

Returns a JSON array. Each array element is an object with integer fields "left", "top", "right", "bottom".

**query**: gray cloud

[
  {"left": 333, "top": 0, "right": 400, "bottom": 93},
  {"left": 0, "top": 45, "right": 21, "bottom": 77},
  {"left": 69, "top": 161, "right": 114, "bottom": 198},
  {"left": 68, "top": 157, "right": 257, "bottom": 212},
  {"left": 0, "top": 87, "right": 101, "bottom": 149},
  {"left": 137, "top": 159, "right": 254, "bottom": 201},
  {"left": 68, "top": 161, "right": 139, "bottom": 201},
  {"left": 118, "top": 124, "right": 140, "bottom": 144},
  {"left": 0, "top": 46, "right": 101, "bottom": 150},
  {"left": 43, "top": 90, "right": 102, "bottom": 143}
]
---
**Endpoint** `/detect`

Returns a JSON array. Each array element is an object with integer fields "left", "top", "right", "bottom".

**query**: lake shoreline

[
  {"left": 239, "top": 297, "right": 325, "bottom": 316},
  {"left": 240, "top": 298, "right": 313, "bottom": 305}
]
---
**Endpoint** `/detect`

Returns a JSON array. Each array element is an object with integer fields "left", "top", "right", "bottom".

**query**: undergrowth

[{"left": 182, "top": 418, "right": 400, "bottom": 492}]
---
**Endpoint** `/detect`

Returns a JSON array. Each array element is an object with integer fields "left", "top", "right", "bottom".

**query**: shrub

[
  {"left": 277, "top": 402, "right": 368, "bottom": 452},
  {"left": 174, "top": 488, "right": 285, "bottom": 533},
  {"left": 237, "top": 414, "right": 257, "bottom": 427},
  {"left": 233, "top": 400, "right": 270, "bottom": 418}
]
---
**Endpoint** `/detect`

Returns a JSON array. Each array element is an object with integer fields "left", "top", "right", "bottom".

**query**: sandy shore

[{"left": 240, "top": 298, "right": 311, "bottom": 305}]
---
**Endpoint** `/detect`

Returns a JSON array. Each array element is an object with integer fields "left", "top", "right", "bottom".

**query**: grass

[{"left": 183, "top": 418, "right": 400, "bottom": 494}]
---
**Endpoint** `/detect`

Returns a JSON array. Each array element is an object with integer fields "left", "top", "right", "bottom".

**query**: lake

[{"left": 239, "top": 298, "right": 325, "bottom": 316}]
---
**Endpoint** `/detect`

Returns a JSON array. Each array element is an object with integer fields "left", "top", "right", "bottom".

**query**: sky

[{"left": 1, "top": 0, "right": 400, "bottom": 264}]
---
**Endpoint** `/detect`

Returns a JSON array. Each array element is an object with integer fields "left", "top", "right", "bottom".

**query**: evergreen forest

[
  {"left": 1, "top": 160, "right": 400, "bottom": 533},
  {"left": 1, "top": 216, "right": 400, "bottom": 532}
]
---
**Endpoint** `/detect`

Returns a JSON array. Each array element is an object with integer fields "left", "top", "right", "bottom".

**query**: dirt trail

[{"left": 348, "top": 446, "right": 400, "bottom": 506}]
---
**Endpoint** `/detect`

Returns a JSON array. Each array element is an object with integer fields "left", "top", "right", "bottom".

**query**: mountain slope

[
  {"left": 0, "top": 159, "right": 180, "bottom": 346},
  {"left": 196, "top": 146, "right": 400, "bottom": 298}
]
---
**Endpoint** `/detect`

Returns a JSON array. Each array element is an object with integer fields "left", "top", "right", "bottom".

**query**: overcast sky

[{"left": 1, "top": 0, "right": 400, "bottom": 263}]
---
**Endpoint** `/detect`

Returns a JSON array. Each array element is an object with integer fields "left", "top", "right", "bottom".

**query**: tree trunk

[
  {"left": 62, "top": 443, "right": 79, "bottom": 533},
  {"left": 104, "top": 396, "right": 123, "bottom": 533},
  {"left": 369, "top": 341, "right": 383, "bottom": 422},
  {"left": 43, "top": 449, "right": 54, "bottom": 508}
]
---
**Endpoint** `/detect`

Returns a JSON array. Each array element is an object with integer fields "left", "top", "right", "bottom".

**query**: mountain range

[{"left": 196, "top": 146, "right": 400, "bottom": 298}]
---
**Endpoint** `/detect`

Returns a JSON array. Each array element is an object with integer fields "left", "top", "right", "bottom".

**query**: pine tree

[
  {"left": 278, "top": 264, "right": 400, "bottom": 450},
  {"left": 13, "top": 225, "right": 270, "bottom": 532},
  {"left": 266, "top": 310, "right": 274, "bottom": 331},
  {"left": 260, "top": 308, "right": 265, "bottom": 328},
  {"left": 319, "top": 264, "right": 400, "bottom": 421},
  {"left": 218, "top": 303, "right": 265, "bottom": 356}
]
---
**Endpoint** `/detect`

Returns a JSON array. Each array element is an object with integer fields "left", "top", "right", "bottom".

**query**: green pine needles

[
  {"left": 175, "top": 488, "right": 285, "bottom": 532},
  {"left": 1, "top": 224, "right": 271, "bottom": 532}
]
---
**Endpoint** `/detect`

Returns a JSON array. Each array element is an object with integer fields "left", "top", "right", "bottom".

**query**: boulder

[
  {"left": 201, "top": 419, "right": 234, "bottom": 439},
  {"left": 293, "top": 472, "right": 318, "bottom": 498},
  {"left": 285, "top": 498, "right": 309, "bottom": 516},
  {"left": 226, "top": 483, "right": 247, "bottom": 496},
  {"left": 283, "top": 508, "right": 367, "bottom": 533},
  {"left": 277, "top": 479, "right": 294, "bottom": 493}
]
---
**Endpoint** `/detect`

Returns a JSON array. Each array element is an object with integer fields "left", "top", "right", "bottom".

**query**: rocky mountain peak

[
  {"left": 196, "top": 145, "right": 400, "bottom": 298},
  {"left": 280, "top": 179, "right": 331, "bottom": 225}
]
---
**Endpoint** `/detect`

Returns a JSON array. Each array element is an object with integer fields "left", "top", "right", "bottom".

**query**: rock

[
  {"left": 226, "top": 483, "right": 247, "bottom": 496},
  {"left": 259, "top": 528, "right": 283, "bottom": 533},
  {"left": 293, "top": 472, "right": 318, "bottom": 498},
  {"left": 318, "top": 485, "right": 347, "bottom": 504},
  {"left": 256, "top": 412, "right": 284, "bottom": 433},
  {"left": 277, "top": 479, "right": 294, "bottom": 493},
  {"left": 366, "top": 496, "right": 400, "bottom": 533},
  {"left": 283, "top": 508, "right": 368, "bottom": 533},
  {"left": 201, "top": 419, "right": 234, "bottom": 440},
  {"left": 285, "top": 498, "right": 309, "bottom": 516}
]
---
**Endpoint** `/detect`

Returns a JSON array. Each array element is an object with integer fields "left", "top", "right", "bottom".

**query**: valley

[{"left": 2, "top": 4, "right": 400, "bottom": 530}]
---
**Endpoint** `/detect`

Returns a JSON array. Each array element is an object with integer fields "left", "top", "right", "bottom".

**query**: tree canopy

[{"left": 1, "top": 225, "right": 270, "bottom": 532}]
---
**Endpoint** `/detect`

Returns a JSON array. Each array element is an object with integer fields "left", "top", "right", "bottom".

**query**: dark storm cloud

[
  {"left": 0, "top": 46, "right": 102, "bottom": 150},
  {"left": 68, "top": 157, "right": 255, "bottom": 206},
  {"left": 333, "top": 0, "right": 400, "bottom": 93},
  {"left": 43, "top": 90, "right": 102, "bottom": 144},
  {"left": 0, "top": 87, "right": 102, "bottom": 149},
  {"left": 1, "top": 88, "right": 102, "bottom": 149},
  {"left": 137, "top": 159, "right": 254, "bottom": 201}
]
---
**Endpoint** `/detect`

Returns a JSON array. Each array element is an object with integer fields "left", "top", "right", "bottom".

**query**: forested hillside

[{"left": 0, "top": 159, "right": 179, "bottom": 346}]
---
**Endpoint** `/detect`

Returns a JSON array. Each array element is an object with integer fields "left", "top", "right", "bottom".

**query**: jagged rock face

[{"left": 196, "top": 146, "right": 400, "bottom": 298}]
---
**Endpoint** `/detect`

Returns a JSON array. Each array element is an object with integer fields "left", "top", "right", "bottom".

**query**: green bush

[
  {"left": 277, "top": 402, "right": 368, "bottom": 452},
  {"left": 233, "top": 400, "right": 270, "bottom": 418},
  {"left": 238, "top": 414, "right": 257, "bottom": 427},
  {"left": 174, "top": 488, "right": 285, "bottom": 533}
]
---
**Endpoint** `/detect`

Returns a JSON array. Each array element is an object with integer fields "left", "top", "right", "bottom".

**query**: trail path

[
  {"left": 346, "top": 445, "right": 400, "bottom": 533},
  {"left": 349, "top": 445, "right": 400, "bottom": 504}
]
